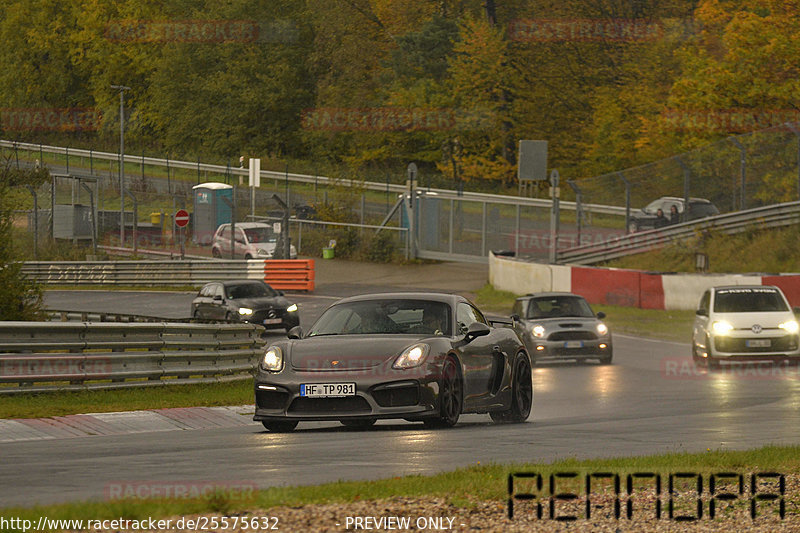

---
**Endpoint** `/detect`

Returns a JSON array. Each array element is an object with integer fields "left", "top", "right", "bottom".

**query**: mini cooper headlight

[
  {"left": 712, "top": 320, "right": 734, "bottom": 335},
  {"left": 261, "top": 346, "right": 283, "bottom": 372},
  {"left": 531, "top": 325, "right": 545, "bottom": 338},
  {"left": 779, "top": 320, "right": 799, "bottom": 334},
  {"left": 393, "top": 343, "right": 430, "bottom": 369},
  {"left": 286, "top": 304, "right": 298, "bottom": 313},
  {"left": 238, "top": 307, "right": 254, "bottom": 316},
  {"left": 597, "top": 322, "right": 608, "bottom": 336}
]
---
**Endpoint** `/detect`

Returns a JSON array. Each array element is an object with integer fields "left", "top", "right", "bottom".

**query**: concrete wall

[{"left": 489, "top": 252, "right": 800, "bottom": 310}]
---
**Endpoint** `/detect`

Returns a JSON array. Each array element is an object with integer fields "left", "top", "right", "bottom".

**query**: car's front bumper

[
  {"left": 253, "top": 369, "right": 439, "bottom": 422},
  {"left": 709, "top": 333, "right": 800, "bottom": 360},
  {"left": 525, "top": 335, "right": 612, "bottom": 361}
]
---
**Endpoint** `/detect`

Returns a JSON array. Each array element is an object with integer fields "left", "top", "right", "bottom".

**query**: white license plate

[
  {"left": 263, "top": 318, "right": 282, "bottom": 325},
  {"left": 746, "top": 339, "right": 771, "bottom": 348},
  {"left": 564, "top": 341, "right": 584, "bottom": 348},
  {"left": 301, "top": 383, "right": 356, "bottom": 397}
]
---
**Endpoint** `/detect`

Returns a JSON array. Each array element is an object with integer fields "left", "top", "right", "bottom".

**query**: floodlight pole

[{"left": 111, "top": 84, "right": 130, "bottom": 246}]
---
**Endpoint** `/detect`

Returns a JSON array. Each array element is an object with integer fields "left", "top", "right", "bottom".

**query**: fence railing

[
  {"left": 0, "top": 321, "right": 265, "bottom": 395},
  {"left": 20, "top": 259, "right": 314, "bottom": 289},
  {"left": 557, "top": 201, "right": 800, "bottom": 265}
]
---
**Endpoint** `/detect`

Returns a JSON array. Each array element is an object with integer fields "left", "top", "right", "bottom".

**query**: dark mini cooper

[
  {"left": 191, "top": 280, "right": 299, "bottom": 332},
  {"left": 253, "top": 293, "right": 533, "bottom": 432},
  {"left": 512, "top": 293, "right": 612, "bottom": 365}
]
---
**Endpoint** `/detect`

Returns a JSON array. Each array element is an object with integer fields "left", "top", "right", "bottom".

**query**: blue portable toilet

[{"left": 192, "top": 182, "right": 233, "bottom": 245}]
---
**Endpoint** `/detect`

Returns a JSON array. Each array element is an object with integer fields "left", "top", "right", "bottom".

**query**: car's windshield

[
  {"left": 308, "top": 299, "right": 452, "bottom": 336},
  {"left": 243, "top": 227, "right": 276, "bottom": 244},
  {"left": 528, "top": 296, "right": 594, "bottom": 318},
  {"left": 713, "top": 288, "right": 788, "bottom": 313},
  {"left": 226, "top": 282, "right": 276, "bottom": 299}
]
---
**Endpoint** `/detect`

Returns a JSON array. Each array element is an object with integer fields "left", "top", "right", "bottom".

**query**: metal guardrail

[
  {"left": 1, "top": 139, "right": 626, "bottom": 216},
  {"left": 558, "top": 201, "right": 800, "bottom": 265},
  {"left": 21, "top": 259, "right": 267, "bottom": 286},
  {"left": 0, "top": 321, "right": 265, "bottom": 395}
]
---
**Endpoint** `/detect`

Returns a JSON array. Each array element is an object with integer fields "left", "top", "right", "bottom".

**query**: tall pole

[{"left": 111, "top": 85, "right": 130, "bottom": 246}]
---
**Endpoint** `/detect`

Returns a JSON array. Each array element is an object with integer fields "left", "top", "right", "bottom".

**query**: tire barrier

[{"left": 21, "top": 259, "right": 315, "bottom": 291}]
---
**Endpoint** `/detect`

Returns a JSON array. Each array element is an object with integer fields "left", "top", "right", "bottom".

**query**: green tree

[{"left": 0, "top": 162, "right": 49, "bottom": 320}]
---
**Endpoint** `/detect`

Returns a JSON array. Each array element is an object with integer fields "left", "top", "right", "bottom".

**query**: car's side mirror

[
  {"left": 277, "top": 290, "right": 285, "bottom": 296},
  {"left": 695, "top": 309, "right": 707, "bottom": 316},
  {"left": 596, "top": 311, "right": 606, "bottom": 319},
  {"left": 287, "top": 326, "right": 303, "bottom": 339},
  {"left": 465, "top": 322, "right": 490, "bottom": 342},
  {"left": 510, "top": 314, "right": 520, "bottom": 321}
]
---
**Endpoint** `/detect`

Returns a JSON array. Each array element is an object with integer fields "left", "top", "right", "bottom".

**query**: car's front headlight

[
  {"left": 286, "top": 304, "right": 298, "bottom": 313},
  {"left": 238, "top": 307, "right": 253, "bottom": 316},
  {"left": 712, "top": 320, "right": 734, "bottom": 335},
  {"left": 261, "top": 346, "right": 283, "bottom": 372},
  {"left": 779, "top": 320, "right": 799, "bottom": 334},
  {"left": 393, "top": 343, "right": 430, "bottom": 369},
  {"left": 597, "top": 322, "right": 608, "bottom": 335},
  {"left": 531, "top": 325, "right": 545, "bottom": 338}
]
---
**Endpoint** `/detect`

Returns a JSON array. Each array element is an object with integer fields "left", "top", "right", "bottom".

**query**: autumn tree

[{"left": 0, "top": 162, "right": 49, "bottom": 320}]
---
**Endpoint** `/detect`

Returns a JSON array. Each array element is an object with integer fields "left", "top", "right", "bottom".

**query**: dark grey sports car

[
  {"left": 191, "top": 280, "right": 299, "bottom": 332},
  {"left": 253, "top": 292, "right": 533, "bottom": 432}
]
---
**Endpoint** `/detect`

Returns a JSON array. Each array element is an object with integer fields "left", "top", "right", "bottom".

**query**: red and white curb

[{"left": 0, "top": 405, "right": 254, "bottom": 443}]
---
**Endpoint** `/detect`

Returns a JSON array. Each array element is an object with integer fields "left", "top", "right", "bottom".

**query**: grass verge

[
  {"left": 2, "top": 445, "right": 798, "bottom": 518},
  {"left": 0, "top": 381, "right": 253, "bottom": 420}
]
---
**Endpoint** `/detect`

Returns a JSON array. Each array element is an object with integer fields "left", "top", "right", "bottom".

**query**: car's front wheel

[
  {"left": 490, "top": 352, "right": 533, "bottom": 424},
  {"left": 628, "top": 220, "right": 639, "bottom": 233},
  {"left": 598, "top": 350, "right": 613, "bottom": 365},
  {"left": 424, "top": 356, "right": 462, "bottom": 428},
  {"left": 211, "top": 248, "right": 221, "bottom": 258},
  {"left": 261, "top": 420, "right": 298, "bottom": 433}
]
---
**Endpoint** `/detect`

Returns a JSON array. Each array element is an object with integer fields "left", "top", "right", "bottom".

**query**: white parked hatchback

[{"left": 692, "top": 285, "right": 800, "bottom": 368}]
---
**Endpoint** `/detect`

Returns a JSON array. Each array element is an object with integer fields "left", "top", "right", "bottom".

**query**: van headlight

[
  {"left": 261, "top": 346, "right": 283, "bottom": 372},
  {"left": 712, "top": 321, "right": 734, "bottom": 335},
  {"left": 779, "top": 320, "right": 799, "bottom": 334}
]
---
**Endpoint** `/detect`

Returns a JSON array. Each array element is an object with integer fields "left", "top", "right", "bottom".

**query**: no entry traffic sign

[{"left": 175, "top": 209, "right": 190, "bottom": 227}]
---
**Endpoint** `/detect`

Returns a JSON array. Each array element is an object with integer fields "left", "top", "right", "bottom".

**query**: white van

[{"left": 211, "top": 222, "right": 297, "bottom": 259}]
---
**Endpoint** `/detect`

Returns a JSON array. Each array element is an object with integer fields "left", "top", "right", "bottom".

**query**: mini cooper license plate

[
  {"left": 263, "top": 318, "right": 282, "bottom": 325},
  {"left": 564, "top": 341, "right": 584, "bottom": 348},
  {"left": 746, "top": 339, "right": 771, "bottom": 348},
  {"left": 301, "top": 383, "right": 356, "bottom": 397}
]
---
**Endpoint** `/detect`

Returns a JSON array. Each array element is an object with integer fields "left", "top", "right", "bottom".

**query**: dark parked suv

[{"left": 628, "top": 196, "right": 719, "bottom": 233}]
